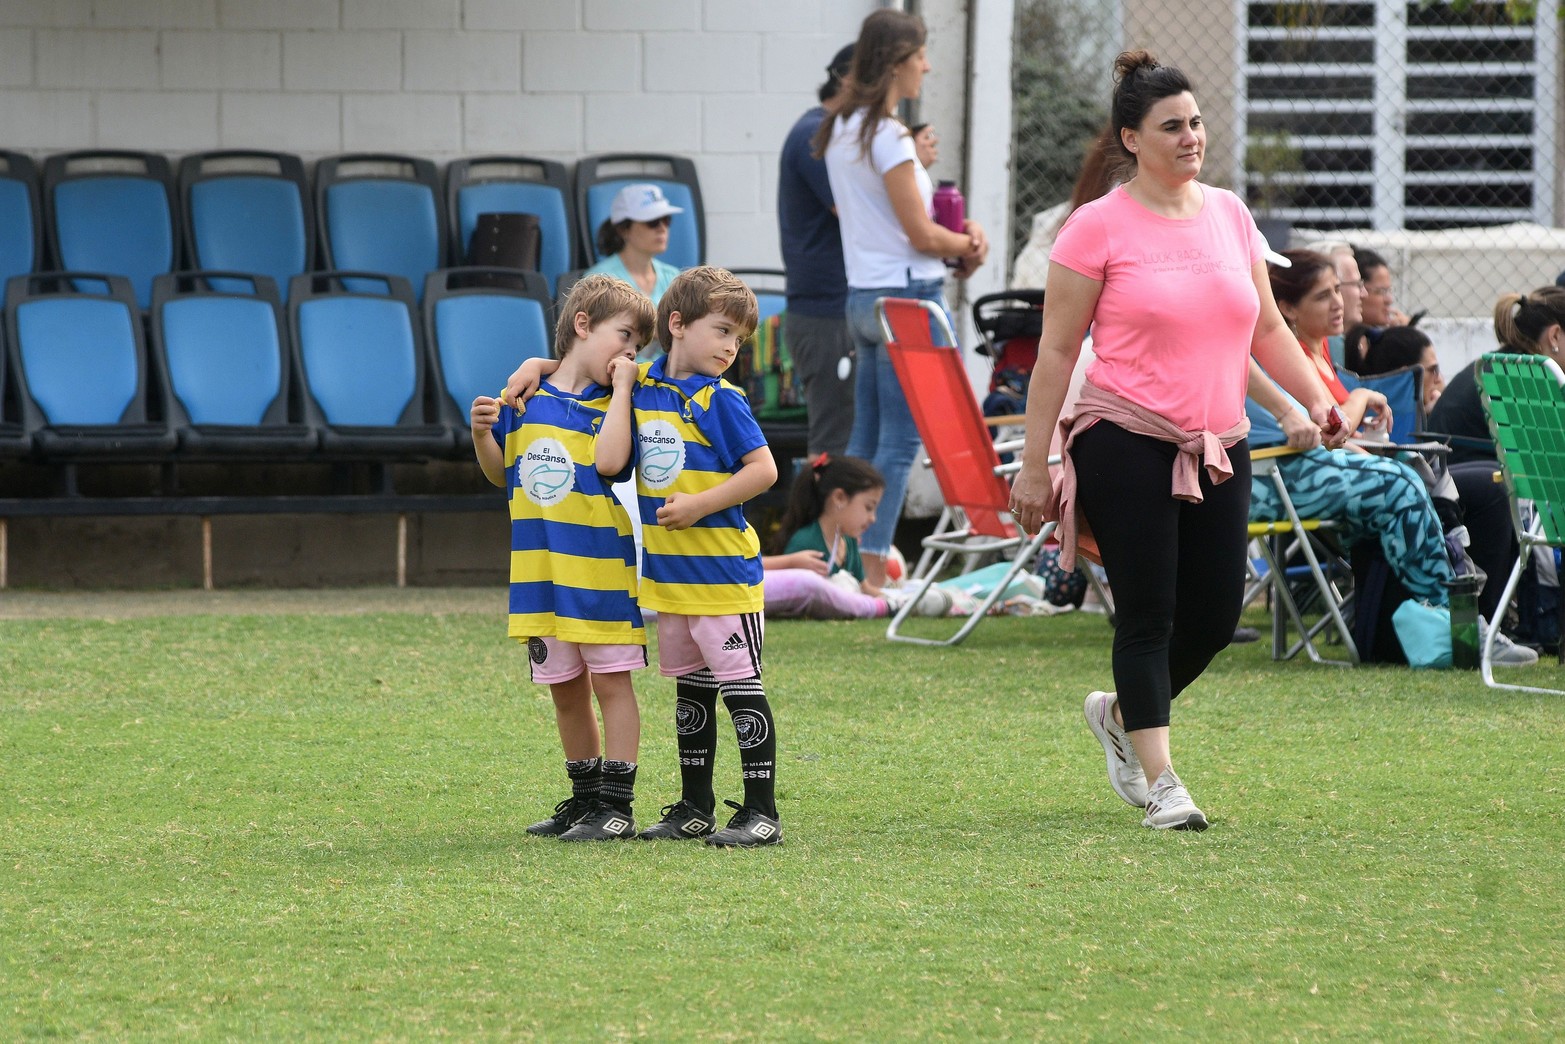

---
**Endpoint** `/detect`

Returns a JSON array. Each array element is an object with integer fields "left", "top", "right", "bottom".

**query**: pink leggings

[{"left": 764, "top": 569, "right": 888, "bottom": 620}]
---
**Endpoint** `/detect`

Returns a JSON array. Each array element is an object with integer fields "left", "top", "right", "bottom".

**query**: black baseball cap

[{"left": 828, "top": 44, "right": 854, "bottom": 76}]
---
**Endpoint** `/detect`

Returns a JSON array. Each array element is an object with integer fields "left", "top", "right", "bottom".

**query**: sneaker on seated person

[
  {"left": 1483, "top": 616, "right": 1540, "bottom": 667},
  {"left": 882, "top": 584, "right": 953, "bottom": 617}
]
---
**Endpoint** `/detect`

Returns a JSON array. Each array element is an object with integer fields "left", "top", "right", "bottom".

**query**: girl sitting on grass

[{"left": 763, "top": 453, "right": 950, "bottom": 619}]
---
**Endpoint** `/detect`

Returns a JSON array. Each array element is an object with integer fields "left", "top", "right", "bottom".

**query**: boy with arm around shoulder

[
  {"left": 508, "top": 266, "right": 783, "bottom": 847},
  {"left": 470, "top": 275, "right": 657, "bottom": 842}
]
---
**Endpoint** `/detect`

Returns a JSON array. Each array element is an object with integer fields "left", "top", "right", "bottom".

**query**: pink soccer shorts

[
  {"left": 522, "top": 635, "right": 647, "bottom": 685},
  {"left": 655, "top": 611, "right": 764, "bottom": 681}
]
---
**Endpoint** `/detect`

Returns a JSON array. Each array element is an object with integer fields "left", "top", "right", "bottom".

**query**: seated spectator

[
  {"left": 1270, "top": 249, "right": 1392, "bottom": 439},
  {"left": 1349, "top": 323, "right": 1444, "bottom": 414},
  {"left": 763, "top": 453, "right": 950, "bottom": 619},
  {"left": 1428, "top": 286, "right": 1565, "bottom": 464},
  {"left": 1354, "top": 324, "right": 1519, "bottom": 626},
  {"left": 1354, "top": 245, "right": 1412, "bottom": 331},
  {"left": 1248, "top": 366, "right": 1537, "bottom": 665},
  {"left": 586, "top": 184, "right": 684, "bottom": 306}
]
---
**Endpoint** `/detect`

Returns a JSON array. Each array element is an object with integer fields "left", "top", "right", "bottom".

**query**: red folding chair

[{"left": 877, "top": 296, "right": 1058, "bottom": 646}]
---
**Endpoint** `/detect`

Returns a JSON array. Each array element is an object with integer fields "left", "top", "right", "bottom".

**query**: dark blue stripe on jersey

[
  {"left": 636, "top": 499, "right": 755, "bottom": 532},
  {"left": 643, "top": 550, "right": 763, "bottom": 588},
  {"left": 511, "top": 516, "right": 636, "bottom": 555},
  {"left": 509, "top": 580, "right": 643, "bottom": 628}
]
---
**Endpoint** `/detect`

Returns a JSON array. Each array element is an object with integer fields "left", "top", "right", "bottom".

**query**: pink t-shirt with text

[{"left": 1049, "top": 184, "right": 1266, "bottom": 433}]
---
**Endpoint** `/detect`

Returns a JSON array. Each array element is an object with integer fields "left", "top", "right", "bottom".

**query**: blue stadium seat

[
  {"left": 553, "top": 267, "right": 587, "bottom": 313},
  {"left": 150, "top": 272, "right": 318, "bottom": 457},
  {"left": 5, "top": 272, "right": 175, "bottom": 458},
  {"left": 43, "top": 151, "right": 178, "bottom": 310},
  {"left": 423, "top": 267, "right": 553, "bottom": 450},
  {"left": 288, "top": 271, "right": 453, "bottom": 457},
  {"left": 178, "top": 151, "right": 313, "bottom": 304},
  {"left": 446, "top": 156, "right": 574, "bottom": 296},
  {"left": 575, "top": 153, "right": 704, "bottom": 270},
  {"left": 315, "top": 154, "right": 445, "bottom": 304},
  {"left": 0, "top": 151, "right": 42, "bottom": 292},
  {"left": 0, "top": 328, "right": 32, "bottom": 458},
  {"left": 729, "top": 267, "right": 787, "bottom": 324}
]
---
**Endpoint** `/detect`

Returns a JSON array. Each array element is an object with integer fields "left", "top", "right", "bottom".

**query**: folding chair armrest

[
  {"left": 1250, "top": 445, "right": 1304, "bottom": 461},
  {"left": 984, "top": 414, "right": 1026, "bottom": 428},
  {"left": 993, "top": 437, "right": 1025, "bottom": 455}
]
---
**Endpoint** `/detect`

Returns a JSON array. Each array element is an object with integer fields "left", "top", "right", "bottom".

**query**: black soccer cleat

[
  {"left": 526, "top": 796, "right": 592, "bottom": 837},
  {"left": 704, "top": 800, "right": 783, "bottom": 848},
  {"left": 558, "top": 802, "right": 637, "bottom": 842},
  {"left": 637, "top": 799, "right": 718, "bottom": 840}
]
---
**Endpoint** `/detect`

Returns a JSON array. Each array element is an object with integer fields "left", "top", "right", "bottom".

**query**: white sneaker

[
  {"left": 884, "top": 584, "right": 953, "bottom": 618},
  {"left": 1083, "top": 691, "right": 1147, "bottom": 807},
  {"left": 1142, "top": 766, "right": 1208, "bottom": 831},
  {"left": 1482, "top": 616, "right": 1540, "bottom": 667}
]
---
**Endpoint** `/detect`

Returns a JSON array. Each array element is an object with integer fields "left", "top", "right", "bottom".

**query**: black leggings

[
  {"left": 1071, "top": 422, "right": 1252, "bottom": 732},
  {"left": 1448, "top": 460, "right": 1516, "bottom": 622}
]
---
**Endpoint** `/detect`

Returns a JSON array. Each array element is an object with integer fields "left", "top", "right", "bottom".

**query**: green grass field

[{"left": 3, "top": 593, "right": 1563, "bottom": 1040}]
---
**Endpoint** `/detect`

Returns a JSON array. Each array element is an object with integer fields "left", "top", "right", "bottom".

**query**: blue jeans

[{"left": 844, "top": 277, "right": 951, "bottom": 556}]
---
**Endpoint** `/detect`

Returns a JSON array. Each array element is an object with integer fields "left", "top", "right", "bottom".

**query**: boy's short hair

[
  {"left": 553, "top": 274, "right": 656, "bottom": 357},
  {"left": 655, "top": 266, "right": 759, "bottom": 351}
]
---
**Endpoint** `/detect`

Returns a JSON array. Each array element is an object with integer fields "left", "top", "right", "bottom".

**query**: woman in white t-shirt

[{"left": 812, "top": 8, "right": 989, "bottom": 588}]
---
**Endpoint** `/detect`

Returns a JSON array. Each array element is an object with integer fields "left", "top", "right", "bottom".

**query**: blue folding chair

[
  {"left": 288, "top": 271, "right": 453, "bottom": 458},
  {"left": 178, "top": 151, "right": 313, "bottom": 304},
  {"left": 43, "top": 151, "right": 179, "bottom": 310},
  {"left": 0, "top": 151, "right": 41, "bottom": 292},
  {"left": 446, "top": 156, "right": 574, "bottom": 297},
  {"left": 575, "top": 153, "right": 704, "bottom": 270},
  {"left": 5, "top": 273, "right": 176, "bottom": 470},
  {"left": 315, "top": 154, "right": 445, "bottom": 304},
  {"left": 150, "top": 272, "right": 318, "bottom": 457},
  {"left": 1340, "top": 363, "right": 1425, "bottom": 443},
  {"left": 423, "top": 268, "right": 553, "bottom": 452}
]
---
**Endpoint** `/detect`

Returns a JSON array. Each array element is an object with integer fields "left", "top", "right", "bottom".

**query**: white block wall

[{"left": 0, "top": 0, "right": 878, "bottom": 268}]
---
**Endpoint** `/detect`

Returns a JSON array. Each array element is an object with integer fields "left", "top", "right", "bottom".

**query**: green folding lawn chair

[{"left": 1477, "top": 353, "right": 1565, "bottom": 695}]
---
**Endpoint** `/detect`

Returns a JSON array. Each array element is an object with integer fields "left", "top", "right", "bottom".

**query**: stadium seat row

[
  {"left": 0, "top": 267, "right": 555, "bottom": 465},
  {"left": 0, "top": 148, "right": 706, "bottom": 312}
]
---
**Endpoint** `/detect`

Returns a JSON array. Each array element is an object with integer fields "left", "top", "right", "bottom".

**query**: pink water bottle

[{"left": 932, "top": 180, "right": 965, "bottom": 268}]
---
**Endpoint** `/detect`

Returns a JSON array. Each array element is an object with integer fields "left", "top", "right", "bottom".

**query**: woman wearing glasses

[{"left": 586, "top": 183, "right": 684, "bottom": 305}]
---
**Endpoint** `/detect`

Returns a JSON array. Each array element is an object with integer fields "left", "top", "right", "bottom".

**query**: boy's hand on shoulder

[
  {"left": 502, "top": 358, "right": 553, "bottom": 410},
  {"left": 607, "top": 356, "right": 638, "bottom": 393},
  {"left": 655, "top": 491, "right": 706, "bottom": 531},
  {"left": 470, "top": 395, "right": 499, "bottom": 433}
]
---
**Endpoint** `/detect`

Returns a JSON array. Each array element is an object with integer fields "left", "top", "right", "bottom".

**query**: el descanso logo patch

[
  {"left": 519, "top": 437, "right": 575, "bottom": 506},
  {"left": 636, "top": 419, "right": 686, "bottom": 491}
]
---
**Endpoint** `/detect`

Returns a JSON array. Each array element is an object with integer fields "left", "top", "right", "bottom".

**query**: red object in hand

[{"left": 1322, "top": 406, "right": 1346, "bottom": 436}]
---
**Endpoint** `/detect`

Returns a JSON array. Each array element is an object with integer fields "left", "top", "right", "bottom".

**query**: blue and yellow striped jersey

[
  {"left": 631, "top": 357, "right": 768, "bottom": 615},
  {"left": 492, "top": 380, "right": 644, "bottom": 646}
]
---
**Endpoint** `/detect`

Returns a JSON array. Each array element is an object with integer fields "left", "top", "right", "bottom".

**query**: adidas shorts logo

[{"left": 721, "top": 632, "right": 747, "bottom": 651}]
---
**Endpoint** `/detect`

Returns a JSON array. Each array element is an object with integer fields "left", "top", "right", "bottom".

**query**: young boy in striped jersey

[
  {"left": 470, "top": 275, "right": 656, "bottom": 842},
  {"left": 506, "top": 267, "right": 784, "bottom": 847}
]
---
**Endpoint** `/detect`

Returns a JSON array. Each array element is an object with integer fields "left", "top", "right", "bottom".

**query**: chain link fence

[{"left": 1010, "top": 0, "right": 1564, "bottom": 337}]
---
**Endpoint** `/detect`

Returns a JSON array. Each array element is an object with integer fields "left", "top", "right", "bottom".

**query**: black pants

[
  {"left": 1448, "top": 460, "right": 1516, "bottom": 622},
  {"left": 1071, "top": 422, "right": 1251, "bottom": 732}
]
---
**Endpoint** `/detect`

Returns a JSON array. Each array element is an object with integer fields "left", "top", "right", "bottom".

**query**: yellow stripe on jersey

[
  {"left": 509, "top": 548, "right": 639, "bottom": 591},
  {"left": 507, "top": 612, "right": 644, "bottom": 645},
  {"left": 641, "top": 522, "right": 759, "bottom": 560},
  {"left": 639, "top": 578, "right": 763, "bottom": 616}
]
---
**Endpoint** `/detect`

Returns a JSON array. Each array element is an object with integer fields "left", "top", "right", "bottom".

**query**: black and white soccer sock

[
  {"left": 675, "top": 669, "right": 720, "bottom": 815},
  {"left": 564, "top": 756, "right": 601, "bottom": 806},
  {"left": 599, "top": 759, "right": 637, "bottom": 815},
  {"left": 720, "top": 677, "right": 777, "bottom": 820}
]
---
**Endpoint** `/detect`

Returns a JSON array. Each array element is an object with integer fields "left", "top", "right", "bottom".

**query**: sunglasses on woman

[{"left": 638, "top": 215, "right": 673, "bottom": 229}]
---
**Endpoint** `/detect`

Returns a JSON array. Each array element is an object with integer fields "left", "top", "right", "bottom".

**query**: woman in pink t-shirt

[{"left": 1008, "top": 51, "right": 1344, "bottom": 832}]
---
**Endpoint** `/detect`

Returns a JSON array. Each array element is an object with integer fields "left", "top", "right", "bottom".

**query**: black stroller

[{"left": 971, "top": 288, "right": 1044, "bottom": 422}]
